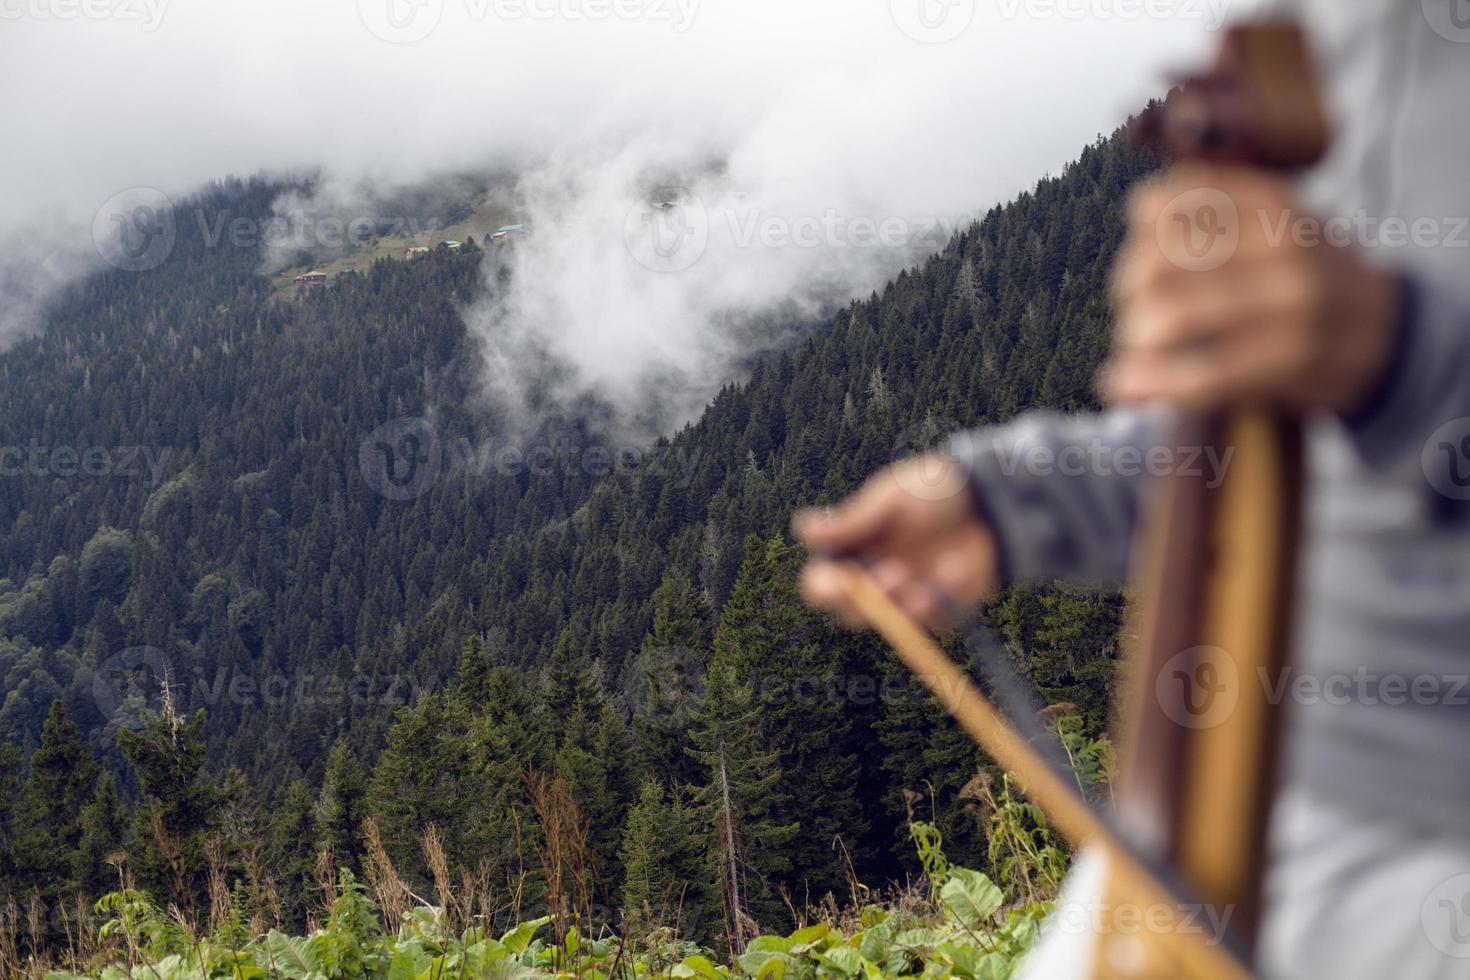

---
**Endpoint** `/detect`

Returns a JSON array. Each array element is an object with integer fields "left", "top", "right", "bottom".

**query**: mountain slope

[{"left": 0, "top": 126, "right": 1157, "bottom": 932}]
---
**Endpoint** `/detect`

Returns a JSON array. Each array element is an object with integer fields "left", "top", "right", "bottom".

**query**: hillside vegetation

[{"left": 0, "top": 126, "right": 1158, "bottom": 975}]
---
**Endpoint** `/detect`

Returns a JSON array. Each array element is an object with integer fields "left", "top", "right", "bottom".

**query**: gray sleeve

[
  {"left": 1348, "top": 274, "right": 1470, "bottom": 484},
  {"left": 947, "top": 406, "right": 1179, "bottom": 587}
]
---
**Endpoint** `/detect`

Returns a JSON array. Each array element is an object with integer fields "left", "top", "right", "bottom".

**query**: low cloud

[
  {"left": 0, "top": 0, "right": 1231, "bottom": 401},
  {"left": 465, "top": 132, "right": 963, "bottom": 437}
]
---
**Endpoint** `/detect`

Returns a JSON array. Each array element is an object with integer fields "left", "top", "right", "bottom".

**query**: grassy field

[{"left": 267, "top": 193, "right": 520, "bottom": 299}]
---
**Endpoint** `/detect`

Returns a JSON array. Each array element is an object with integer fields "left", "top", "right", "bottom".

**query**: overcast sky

[
  {"left": 0, "top": 0, "right": 1244, "bottom": 228},
  {"left": 0, "top": 0, "right": 1254, "bottom": 424}
]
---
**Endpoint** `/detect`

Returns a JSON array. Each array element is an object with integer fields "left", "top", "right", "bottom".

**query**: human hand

[
  {"left": 793, "top": 454, "right": 997, "bottom": 630},
  {"left": 1103, "top": 163, "right": 1400, "bottom": 414}
]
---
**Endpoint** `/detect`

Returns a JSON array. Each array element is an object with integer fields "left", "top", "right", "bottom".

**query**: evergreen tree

[
  {"left": 265, "top": 776, "right": 319, "bottom": 928},
  {"left": 619, "top": 779, "right": 708, "bottom": 942},
  {"left": 629, "top": 575, "right": 711, "bottom": 789},
  {"left": 688, "top": 634, "right": 798, "bottom": 946},
  {"left": 469, "top": 665, "right": 554, "bottom": 907},
  {"left": 19, "top": 701, "right": 101, "bottom": 894},
  {"left": 0, "top": 742, "right": 24, "bottom": 893},
  {"left": 708, "top": 535, "right": 871, "bottom": 897},
  {"left": 553, "top": 699, "right": 634, "bottom": 899},
  {"left": 316, "top": 737, "right": 367, "bottom": 869},
  {"left": 117, "top": 700, "right": 214, "bottom": 912},
  {"left": 873, "top": 661, "right": 988, "bottom": 870},
  {"left": 542, "top": 629, "right": 602, "bottom": 744},
  {"left": 987, "top": 584, "right": 1123, "bottom": 735},
  {"left": 72, "top": 772, "right": 127, "bottom": 899}
]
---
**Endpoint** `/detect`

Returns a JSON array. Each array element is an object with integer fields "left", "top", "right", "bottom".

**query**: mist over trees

[{"left": 0, "top": 127, "right": 1155, "bottom": 950}]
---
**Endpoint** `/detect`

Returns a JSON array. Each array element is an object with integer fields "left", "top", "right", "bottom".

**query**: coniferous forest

[{"left": 0, "top": 125, "right": 1159, "bottom": 976}]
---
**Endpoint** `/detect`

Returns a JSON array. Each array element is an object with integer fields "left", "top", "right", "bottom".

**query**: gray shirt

[{"left": 952, "top": 3, "right": 1470, "bottom": 975}]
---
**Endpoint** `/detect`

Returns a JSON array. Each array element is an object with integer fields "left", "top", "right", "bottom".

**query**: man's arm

[
  {"left": 794, "top": 407, "right": 1166, "bottom": 630},
  {"left": 948, "top": 406, "right": 1168, "bottom": 588},
  {"left": 1349, "top": 274, "right": 1470, "bottom": 489}
]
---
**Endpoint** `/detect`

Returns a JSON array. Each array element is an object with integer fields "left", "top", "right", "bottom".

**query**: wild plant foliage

[{"left": 21, "top": 812, "right": 1068, "bottom": 979}]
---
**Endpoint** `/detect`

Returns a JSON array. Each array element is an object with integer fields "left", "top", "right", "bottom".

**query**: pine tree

[
  {"left": 553, "top": 699, "right": 634, "bottom": 899},
  {"left": 707, "top": 535, "right": 870, "bottom": 898},
  {"left": 453, "top": 633, "right": 499, "bottom": 705},
  {"left": 72, "top": 772, "right": 127, "bottom": 899},
  {"left": 687, "top": 637, "right": 797, "bottom": 948},
  {"left": 543, "top": 629, "right": 602, "bottom": 744},
  {"left": 629, "top": 575, "right": 710, "bottom": 788},
  {"left": 619, "top": 779, "right": 707, "bottom": 942},
  {"left": 873, "top": 656, "right": 987, "bottom": 870},
  {"left": 316, "top": 737, "right": 367, "bottom": 869},
  {"left": 469, "top": 665, "right": 553, "bottom": 907},
  {"left": 0, "top": 742, "right": 24, "bottom": 893},
  {"left": 19, "top": 701, "right": 101, "bottom": 894},
  {"left": 117, "top": 697, "right": 214, "bottom": 912},
  {"left": 986, "top": 584, "right": 1122, "bottom": 735},
  {"left": 952, "top": 256, "right": 983, "bottom": 313}
]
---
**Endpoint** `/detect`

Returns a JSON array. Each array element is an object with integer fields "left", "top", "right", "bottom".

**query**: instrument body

[
  {"left": 1105, "top": 26, "right": 1323, "bottom": 975},
  {"left": 1101, "top": 22, "right": 1326, "bottom": 979},
  {"left": 1097, "top": 412, "right": 1302, "bottom": 979}
]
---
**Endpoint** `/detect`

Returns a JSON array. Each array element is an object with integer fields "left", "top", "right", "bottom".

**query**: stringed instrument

[{"left": 833, "top": 22, "right": 1328, "bottom": 979}]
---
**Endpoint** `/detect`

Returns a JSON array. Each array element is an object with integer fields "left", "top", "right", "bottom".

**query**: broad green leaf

[
  {"left": 974, "top": 951, "right": 1012, "bottom": 979},
  {"left": 745, "top": 935, "right": 793, "bottom": 954},
  {"left": 258, "top": 930, "right": 325, "bottom": 980},
  {"left": 893, "top": 926, "right": 944, "bottom": 950},
  {"left": 788, "top": 922, "right": 830, "bottom": 950},
  {"left": 857, "top": 920, "right": 893, "bottom": 962},
  {"left": 941, "top": 868, "right": 1004, "bottom": 931},
  {"left": 499, "top": 915, "right": 551, "bottom": 953},
  {"left": 384, "top": 943, "right": 431, "bottom": 980},
  {"left": 738, "top": 948, "right": 802, "bottom": 978},
  {"left": 935, "top": 942, "right": 986, "bottom": 978},
  {"left": 817, "top": 945, "right": 866, "bottom": 976},
  {"left": 671, "top": 954, "right": 725, "bottom": 978}
]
